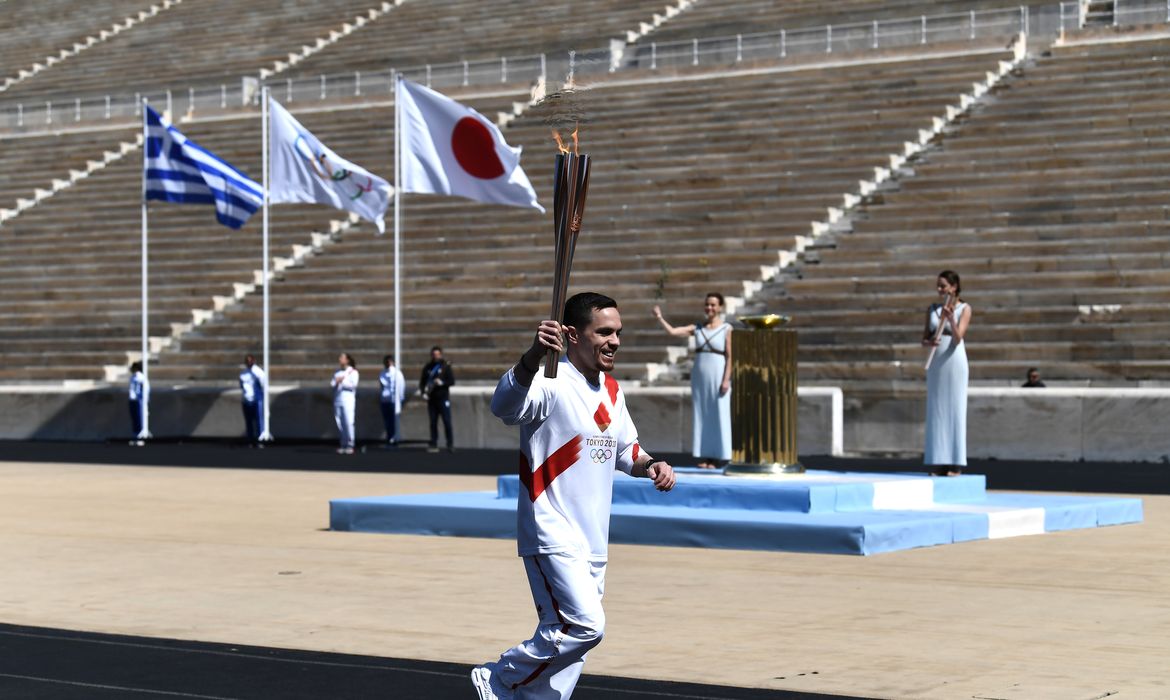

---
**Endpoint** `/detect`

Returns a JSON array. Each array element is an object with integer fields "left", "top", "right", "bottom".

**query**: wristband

[
  {"left": 518, "top": 354, "right": 538, "bottom": 374},
  {"left": 644, "top": 459, "right": 664, "bottom": 476}
]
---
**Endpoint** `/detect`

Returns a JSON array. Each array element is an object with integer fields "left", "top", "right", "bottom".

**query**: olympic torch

[{"left": 545, "top": 129, "right": 591, "bottom": 378}]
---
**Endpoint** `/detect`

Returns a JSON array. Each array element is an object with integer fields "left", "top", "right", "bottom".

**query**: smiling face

[
  {"left": 936, "top": 276, "right": 957, "bottom": 298},
  {"left": 703, "top": 295, "right": 723, "bottom": 321},
  {"left": 337, "top": 353, "right": 348, "bottom": 368},
  {"left": 567, "top": 306, "right": 622, "bottom": 378}
]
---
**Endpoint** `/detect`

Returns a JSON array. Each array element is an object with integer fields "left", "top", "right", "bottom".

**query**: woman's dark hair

[
  {"left": 563, "top": 291, "right": 618, "bottom": 330},
  {"left": 342, "top": 353, "right": 356, "bottom": 369},
  {"left": 705, "top": 292, "right": 725, "bottom": 307},
  {"left": 938, "top": 270, "right": 961, "bottom": 296}
]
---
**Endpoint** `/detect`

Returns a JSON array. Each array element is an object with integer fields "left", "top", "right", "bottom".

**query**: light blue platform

[{"left": 329, "top": 469, "right": 1143, "bottom": 555}]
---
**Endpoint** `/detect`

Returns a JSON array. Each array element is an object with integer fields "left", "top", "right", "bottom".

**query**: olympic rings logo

[{"left": 590, "top": 448, "right": 613, "bottom": 463}]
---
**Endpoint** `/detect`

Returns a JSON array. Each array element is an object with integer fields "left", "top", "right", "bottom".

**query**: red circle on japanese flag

[{"left": 451, "top": 117, "right": 505, "bottom": 179}]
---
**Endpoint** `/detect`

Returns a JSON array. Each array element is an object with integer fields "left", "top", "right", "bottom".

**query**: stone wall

[
  {"left": 1, "top": 385, "right": 1166, "bottom": 462},
  {"left": 0, "top": 385, "right": 843, "bottom": 457}
]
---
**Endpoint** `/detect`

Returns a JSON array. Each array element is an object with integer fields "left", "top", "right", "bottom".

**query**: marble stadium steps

[
  {"left": 0, "top": 129, "right": 135, "bottom": 205},
  {"left": 0, "top": 113, "right": 360, "bottom": 382},
  {"left": 793, "top": 320, "right": 1170, "bottom": 346},
  {"left": 285, "top": 0, "right": 674, "bottom": 78},
  {"left": 756, "top": 35, "right": 1170, "bottom": 386},
  {"left": 0, "top": 0, "right": 154, "bottom": 82},
  {"left": 0, "top": 94, "right": 521, "bottom": 383},
  {"left": 799, "top": 342, "right": 1170, "bottom": 363},
  {"left": 149, "top": 50, "right": 1012, "bottom": 385},
  {"left": 0, "top": 0, "right": 380, "bottom": 103},
  {"left": 329, "top": 468, "right": 1144, "bottom": 556},
  {"left": 794, "top": 360, "right": 1170, "bottom": 383},
  {"left": 3, "top": 48, "right": 1016, "bottom": 386}
]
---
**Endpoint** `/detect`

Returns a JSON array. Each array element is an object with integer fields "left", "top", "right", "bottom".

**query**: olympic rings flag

[
  {"left": 268, "top": 97, "right": 392, "bottom": 233},
  {"left": 397, "top": 78, "right": 544, "bottom": 213}
]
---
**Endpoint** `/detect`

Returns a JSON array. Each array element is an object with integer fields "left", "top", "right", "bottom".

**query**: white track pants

[
  {"left": 333, "top": 395, "right": 355, "bottom": 449},
  {"left": 490, "top": 552, "right": 606, "bottom": 699}
]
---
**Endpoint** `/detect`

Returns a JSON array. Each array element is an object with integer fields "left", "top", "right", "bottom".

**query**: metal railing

[
  {"left": 629, "top": 7, "right": 1039, "bottom": 72},
  {"left": 2, "top": 1, "right": 1168, "bottom": 133},
  {"left": 1058, "top": 0, "right": 1170, "bottom": 29}
]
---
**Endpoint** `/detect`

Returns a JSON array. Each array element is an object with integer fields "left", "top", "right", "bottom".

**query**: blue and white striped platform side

[{"left": 329, "top": 469, "right": 1143, "bottom": 555}]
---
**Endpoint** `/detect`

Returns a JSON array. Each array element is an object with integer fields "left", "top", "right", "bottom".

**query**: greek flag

[{"left": 144, "top": 106, "right": 263, "bottom": 229}]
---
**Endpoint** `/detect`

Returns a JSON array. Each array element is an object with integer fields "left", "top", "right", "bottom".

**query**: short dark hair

[
  {"left": 563, "top": 292, "right": 618, "bottom": 330},
  {"left": 383, "top": 354, "right": 394, "bottom": 367},
  {"left": 1026, "top": 367, "right": 1039, "bottom": 377},
  {"left": 431, "top": 346, "right": 443, "bottom": 354},
  {"left": 938, "top": 270, "right": 962, "bottom": 296},
  {"left": 705, "top": 292, "right": 725, "bottom": 307},
  {"left": 129, "top": 361, "right": 142, "bottom": 373},
  {"left": 244, "top": 354, "right": 255, "bottom": 363}
]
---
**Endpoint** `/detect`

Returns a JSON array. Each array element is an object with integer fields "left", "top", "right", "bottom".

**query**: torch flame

[
  {"left": 552, "top": 129, "right": 569, "bottom": 154},
  {"left": 551, "top": 123, "right": 581, "bottom": 155}
]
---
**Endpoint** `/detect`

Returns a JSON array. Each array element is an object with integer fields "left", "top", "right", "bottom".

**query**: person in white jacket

[
  {"left": 331, "top": 353, "right": 359, "bottom": 454},
  {"left": 239, "top": 354, "right": 267, "bottom": 445},
  {"left": 472, "top": 292, "right": 676, "bottom": 700},
  {"left": 127, "top": 361, "right": 150, "bottom": 446},
  {"left": 379, "top": 354, "right": 406, "bottom": 446}
]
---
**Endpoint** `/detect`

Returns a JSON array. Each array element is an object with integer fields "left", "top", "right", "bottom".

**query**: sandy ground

[{"left": 0, "top": 461, "right": 1166, "bottom": 700}]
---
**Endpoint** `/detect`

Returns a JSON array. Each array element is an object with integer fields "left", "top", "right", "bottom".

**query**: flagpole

[
  {"left": 140, "top": 98, "right": 151, "bottom": 441},
  {"left": 393, "top": 73, "right": 402, "bottom": 373},
  {"left": 260, "top": 85, "right": 273, "bottom": 441}
]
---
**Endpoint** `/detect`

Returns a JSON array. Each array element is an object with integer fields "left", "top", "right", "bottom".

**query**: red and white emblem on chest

[{"left": 593, "top": 402, "right": 611, "bottom": 432}]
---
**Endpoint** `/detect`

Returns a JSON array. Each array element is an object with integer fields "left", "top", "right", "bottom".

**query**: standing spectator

[
  {"left": 128, "top": 361, "right": 149, "bottom": 446},
  {"left": 379, "top": 354, "right": 406, "bottom": 446},
  {"left": 239, "top": 354, "right": 266, "bottom": 446},
  {"left": 653, "top": 292, "right": 733, "bottom": 468},
  {"left": 419, "top": 346, "right": 455, "bottom": 452},
  {"left": 331, "top": 353, "right": 359, "bottom": 454},
  {"left": 1022, "top": 367, "right": 1046, "bottom": 388},
  {"left": 922, "top": 270, "right": 972, "bottom": 477}
]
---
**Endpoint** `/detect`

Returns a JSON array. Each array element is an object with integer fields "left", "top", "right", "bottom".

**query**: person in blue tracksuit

[
  {"left": 239, "top": 354, "right": 267, "bottom": 445},
  {"left": 128, "top": 361, "right": 149, "bottom": 445},
  {"left": 379, "top": 354, "right": 406, "bottom": 446}
]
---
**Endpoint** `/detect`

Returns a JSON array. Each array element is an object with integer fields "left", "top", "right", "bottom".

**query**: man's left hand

[{"left": 646, "top": 461, "right": 676, "bottom": 492}]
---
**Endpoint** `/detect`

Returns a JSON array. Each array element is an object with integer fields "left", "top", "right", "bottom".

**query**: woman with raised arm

[
  {"left": 653, "top": 292, "right": 732, "bottom": 469},
  {"left": 922, "top": 270, "right": 972, "bottom": 476}
]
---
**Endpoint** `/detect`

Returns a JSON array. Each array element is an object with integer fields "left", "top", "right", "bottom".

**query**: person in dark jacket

[{"left": 419, "top": 346, "right": 456, "bottom": 451}]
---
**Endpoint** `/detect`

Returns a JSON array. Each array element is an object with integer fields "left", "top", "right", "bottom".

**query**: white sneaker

[{"left": 471, "top": 665, "right": 511, "bottom": 700}]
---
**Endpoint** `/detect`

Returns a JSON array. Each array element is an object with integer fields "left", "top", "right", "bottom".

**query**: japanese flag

[{"left": 397, "top": 78, "right": 544, "bottom": 213}]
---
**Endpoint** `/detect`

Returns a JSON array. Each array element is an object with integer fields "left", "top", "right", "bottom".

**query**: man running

[{"left": 472, "top": 292, "right": 676, "bottom": 700}]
